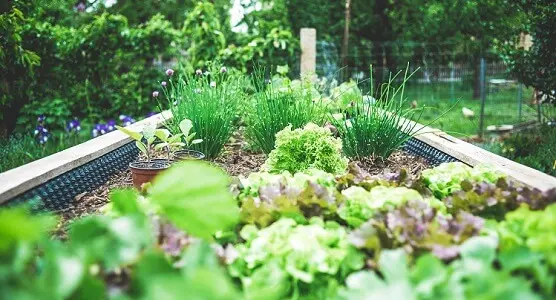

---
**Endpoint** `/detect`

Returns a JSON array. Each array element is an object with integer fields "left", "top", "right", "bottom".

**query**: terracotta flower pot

[
  {"left": 129, "top": 159, "right": 171, "bottom": 189},
  {"left": 173, "top": 149, "right": 205, "bottom": 161}
]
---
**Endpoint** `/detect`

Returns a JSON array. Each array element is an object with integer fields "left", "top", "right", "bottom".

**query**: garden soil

[{"left": 54, "top": 131, "right": 429, "bottom": 237}]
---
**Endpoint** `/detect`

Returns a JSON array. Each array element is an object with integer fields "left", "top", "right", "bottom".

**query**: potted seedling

[
  {"left": 172, "top": 118, "right": 205, "bottom": 161},
  {"left": 117, "top": 123, "right": 171, "bottom": 189},
  {"left": 153, "top": 128, "right": 186, "bottom": 161}
]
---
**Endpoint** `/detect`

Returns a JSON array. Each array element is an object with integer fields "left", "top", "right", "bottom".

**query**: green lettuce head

[{"left": 263, "top": 123, "right": 348, "bottom": 175}]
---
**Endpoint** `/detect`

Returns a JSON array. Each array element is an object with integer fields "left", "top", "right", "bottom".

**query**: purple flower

[
  {"left": 66, "top": 118, "right": 81, "bottom": 133},
  {"left": 146, "top": 111, "right": 157, "bottom": 118},
  {"left": 34, "top": 125, "right": 47, "bottom": 136},
  {"left": 195, "top": 69, "right": 203, "bottom": 76},
  {"left": 107, "top": 119, "right": 116, "bottom": 131},
  {"left": 92, "top": 123, "right": 108, "bottom": 137},
  {"left": 165, "top": 69, "right": 174, "bottom": 76},
  {"left": 75, "top": 2, "right": 86, "bottom": 12},
  {"left": 34, "top": 124, "right": 49, "bottom": 144},
  {"left": 161, "top": 81, "right": 167, "bottom": 87},
  {"left": 119, "top": 115, "right": 135, "bottom": 127},
  {"left": 152, "top": 91, "right": 159, "bottom": 98},
  {"left": 220, "top": 66, "right": 227, "bottom": 73},
  {"left": 37, "top": 115, "right": 46, "bottom": 124}
]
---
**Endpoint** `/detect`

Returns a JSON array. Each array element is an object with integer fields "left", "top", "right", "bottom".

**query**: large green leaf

[
  {"left": 37, "top": 241, "right": 85, "bottom": 299},
  {"left": 0, "top": 207, "right": 56, "bottom": 253},
  {"left": 139, "top": 241, "right": 241, "bottom": 300},
  {"left": 179, "top": 119, "right": 193, "bottom": 137},
  {"left": 109, "top": 189, "right": 141, "bottom": 215},
  {"left": 154, "top": 129, "right": 171, "bottom": 141},
  {"left": 148, "top": 161, "right": 239, "bottom": 239},
  {"left": 459, "top": 236, "right": 497, "bottom": 265},
  {"left": 68, "top": 214, "right": 151, "bottom": 270},
  {"left": 115, "top": 125, "right": 142, "bottom": 141}
]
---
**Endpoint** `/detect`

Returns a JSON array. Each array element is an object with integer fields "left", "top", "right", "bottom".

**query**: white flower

[{"left": 210, "top": 81, "right": 216, "bottom": 88}]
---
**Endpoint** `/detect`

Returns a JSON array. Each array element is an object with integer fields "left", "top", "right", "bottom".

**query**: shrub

[
  {"left": 333, "top": 67, "right": 426, "bottom": 159},
  {"left": 164, "top": 64, "right": 245, "bottom": 159},
  {"left": 493, "top": 125, "right": 556, "bottom": 177},
  {"left": 263, "top": 123, "right": 348, "bottom": 174},
  {"left": 245, "top": 71, "right": 328, "bottom": 154}
]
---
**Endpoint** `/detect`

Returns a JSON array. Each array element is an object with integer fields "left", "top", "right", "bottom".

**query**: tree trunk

[
  {"left": 1, "top": 100, "right": 26, "bottom": 138},
  {"left": 340, "top": 0, "right": 351, "bottom": 81}
]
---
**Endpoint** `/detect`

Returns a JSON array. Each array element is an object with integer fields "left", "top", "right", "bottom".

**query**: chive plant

[
  {"left": 334, "top": 65, "right": 427, "bottom": 159},
  {"left": 245, "top": 69, "right": 328, "bottom": 154},
  {"left": 162, "top": 64, "right": 245, "bottom": 159}
]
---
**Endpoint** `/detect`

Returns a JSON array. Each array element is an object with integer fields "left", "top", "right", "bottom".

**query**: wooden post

[
  {"left": 341, "top": 0, "right": 351, "bottom": 80},
  {"left": 300, "top": 28, "right": 316, "bottom": 78}
]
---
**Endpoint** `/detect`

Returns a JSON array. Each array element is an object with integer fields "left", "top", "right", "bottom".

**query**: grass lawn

[{"left": 404, "top": 82, "right": 537, "bottom": 138}]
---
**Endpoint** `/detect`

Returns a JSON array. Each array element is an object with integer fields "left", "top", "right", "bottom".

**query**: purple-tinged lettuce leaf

[
  {"left": 349, "top": 200, "right": 484, "bottom": 261},
  {"left": 445, "top": 178, "right": 556, "bottom": 219}
]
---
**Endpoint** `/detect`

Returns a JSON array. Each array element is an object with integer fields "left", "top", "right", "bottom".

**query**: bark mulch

[{"left": 353, "top": 151, "right": 430, "bottom": 179}]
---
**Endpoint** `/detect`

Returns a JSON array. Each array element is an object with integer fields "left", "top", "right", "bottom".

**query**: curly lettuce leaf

[
  {"left": 422, "top": 162, "right": 505, "bottom": 199},
  {"left": 231, "top": 218, "right": 364, "bottom": 299}
]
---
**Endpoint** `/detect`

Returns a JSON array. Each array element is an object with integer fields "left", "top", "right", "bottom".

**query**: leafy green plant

[
  {"left": 444, "top": 177, "right": 556, "bottom": 218},
  {"left": 245, "top": 70, "right": 328, "bottom": 154},
  {"left": 338, "top": 186, "right": 445, "bottom": 227},
  {"left": 421, "top": 162, "right": 506, "bottom": 199},
  {"left": 229, "top": 218, "right": 364, "bottom": 299},
  {"left": 339, "top": 238, "right": 542, "bottom": 300},
  {"left": 333, "top": 67, "right": 428, "bottom": 159},
  {"left": 219, "top": 27, "right": 299, "bottom": 73},
  {"left": 155, "top": 119, "right": 203, "bottom": 160},
  {"left": 497, "top": 203, "right": 556, "bottom": 269},
  {"left": 235, "top": 169, "right": 339, "bottom": 227},
  {"left": 182, "top": 2, "right": 226, "bottom": 69},
  {"left": 116, "top": 122, "right": 157, "bottom": 163},
  {"left": 164, "top": 64, "right": 244, "bottom": 159},
  {"left": 263, "top": 123, "right": 348, "bottom": 175},
  {"left": 149, "top": 161, "right": 239, "bottom": 239}
]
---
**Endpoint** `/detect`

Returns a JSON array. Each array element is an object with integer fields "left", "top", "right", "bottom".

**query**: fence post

[
  {"left": 517, "top": 83, "right": 523, "bottom": 121},
  {"left": 478, "top": 58, "right": 487, "bottom": 138},
  {"left": 450, "top": 61, "right": 455, "bottom": 102},
  {"left": 300, "top": 28, "right": 317, "bottom": 79}
]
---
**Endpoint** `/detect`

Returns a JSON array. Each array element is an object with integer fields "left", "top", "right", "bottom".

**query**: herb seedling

[
  {"left": 154, "top": 128, "right": 184, "bottom": 160},
  {"left": 178, "top": 118, "right": 203, "bottom": 149},
  {"left": 116, "top": 122, "right": 157, "bottom": 164},
  {"left": 154, "top": 119, "right": 203, "bottom": 160}
]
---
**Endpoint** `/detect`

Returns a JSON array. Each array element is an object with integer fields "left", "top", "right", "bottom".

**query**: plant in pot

[
  {"left": 172, "top": 118, "right": 205, "bottom": 161},
  {"left": 117, "top": 123, "right": 171, "bottom": 189}
]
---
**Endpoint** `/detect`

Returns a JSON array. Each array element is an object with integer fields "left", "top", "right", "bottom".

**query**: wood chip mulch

[{"left": 353, "top": 150, "right": 430, "bottom": 179}]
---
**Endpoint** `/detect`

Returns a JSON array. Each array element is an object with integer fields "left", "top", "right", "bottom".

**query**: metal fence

[{"left": 314, "top": 40, "right": 549, "bottom": 138}]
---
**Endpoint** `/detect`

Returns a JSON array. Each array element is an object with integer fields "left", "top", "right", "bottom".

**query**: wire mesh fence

[{"left": 314, "top": 40, "right": 547, "bottom": 138}]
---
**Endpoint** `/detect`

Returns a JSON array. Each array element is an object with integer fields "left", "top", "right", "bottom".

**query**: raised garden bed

[{"left": 1, "top": 113, "right": 555, "bottom": 299}]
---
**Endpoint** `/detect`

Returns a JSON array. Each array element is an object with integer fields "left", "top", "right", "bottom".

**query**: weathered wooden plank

[{"left": 0, "top": 111, "right": 172, "bottom": 204}]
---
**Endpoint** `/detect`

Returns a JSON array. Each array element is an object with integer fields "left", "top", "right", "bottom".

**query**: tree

[
  {"left": 0, "top": 6, "right": 40, "bottom": 136},
  {"left": 502, "top": 0, "right": 556, "bottom": 105}
]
